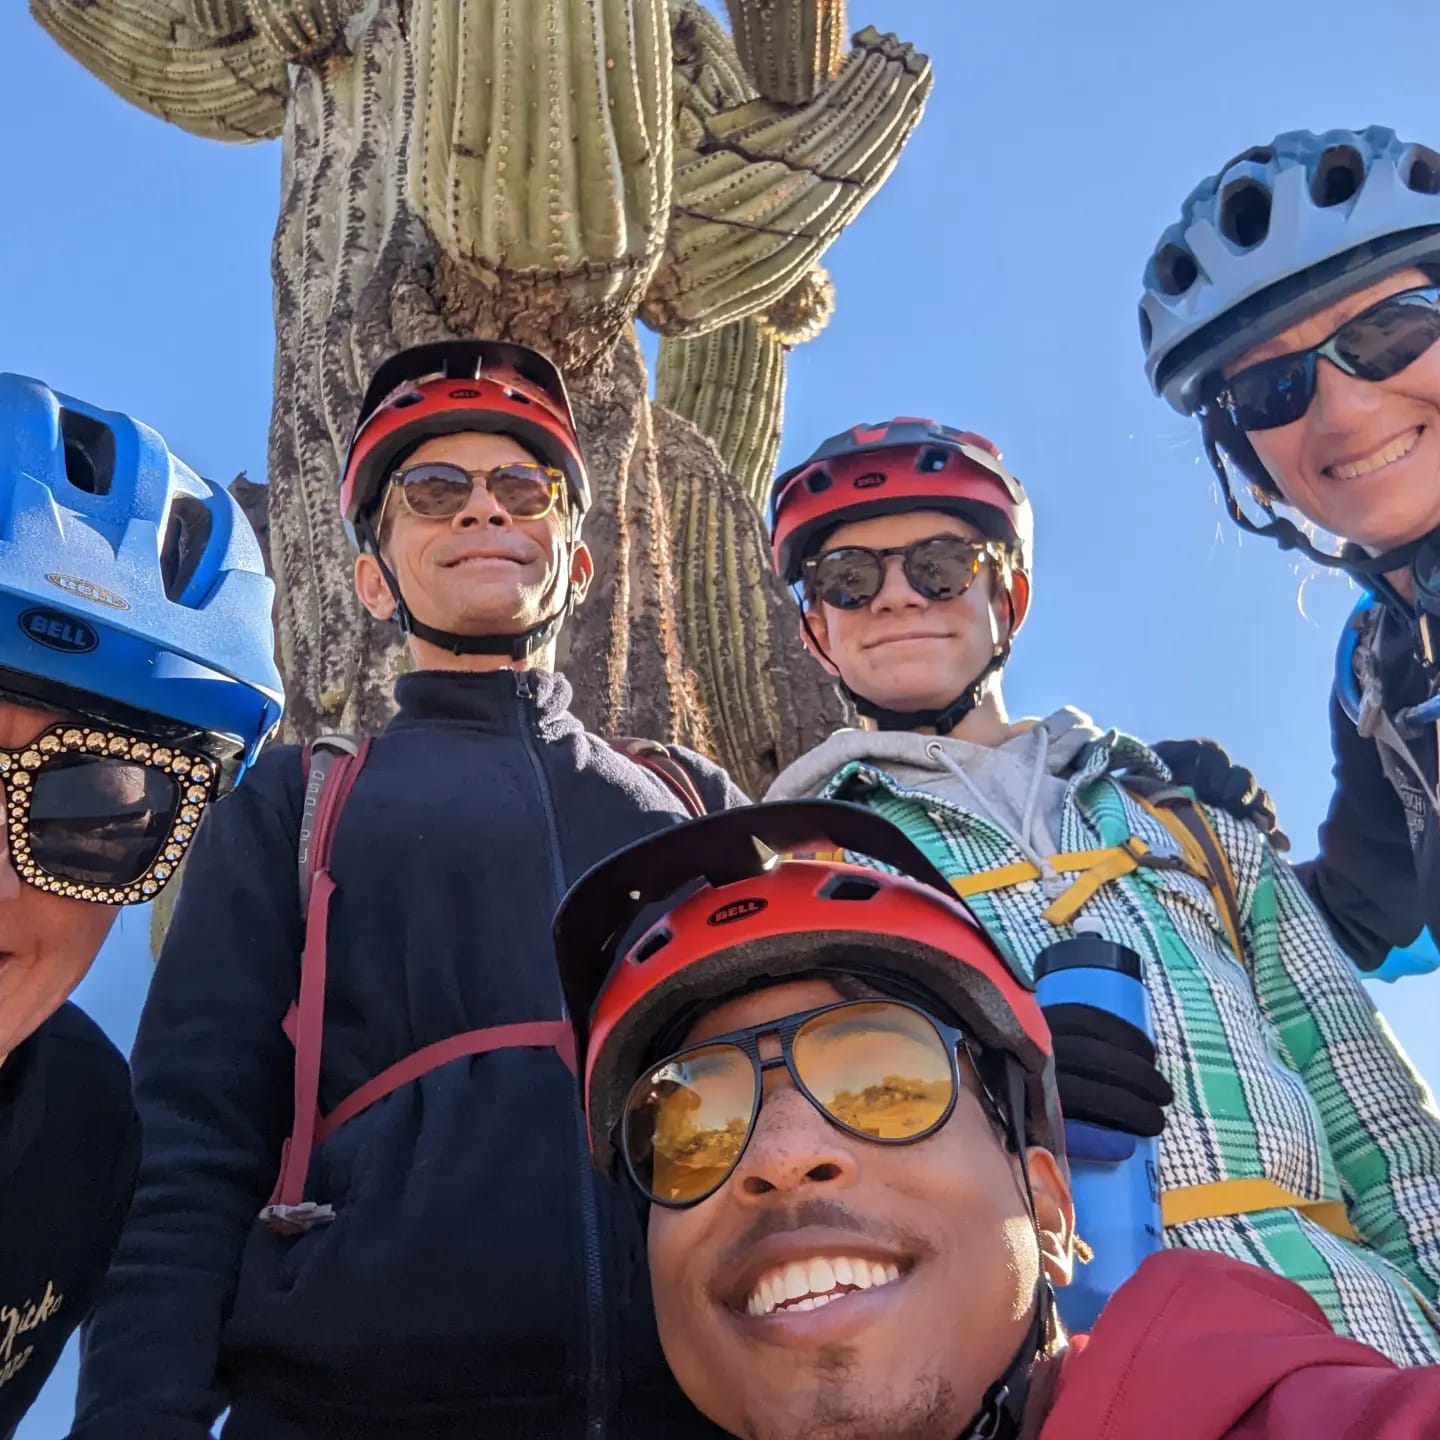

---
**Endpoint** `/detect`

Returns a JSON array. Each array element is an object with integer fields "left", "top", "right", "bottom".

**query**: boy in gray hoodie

[{"left": 763, "top": 418, "right": 1440, "bottom": 1366}]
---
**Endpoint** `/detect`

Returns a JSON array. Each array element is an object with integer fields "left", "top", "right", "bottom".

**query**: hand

[
  {"left": 1046, "top": 1004, "right": 1173, "bottom": 1139},
  {"left": 1150, "top": 738, "right": 1290, "bottom": 852}
]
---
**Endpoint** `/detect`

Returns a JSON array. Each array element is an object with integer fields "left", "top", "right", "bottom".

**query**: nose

[
  {"left": 730, "top": 1084, "right": 861, "bottom": 1202},
  {"left": 870, "top": 553, "right": 925, "bottom": 614},
  {"left": 453, "top": 474, "right": 510, "bottom": 530},
  {"left": 1309, "top": 355, "right": 1387, "bottom": 433}
]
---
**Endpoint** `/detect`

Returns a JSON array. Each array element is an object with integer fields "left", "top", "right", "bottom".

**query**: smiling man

[
  {"left": 555, "top": 801, "right": 1440, "bottom": 1440},
  {"left": 71, "top": 341, "right": 747, "bottom": 1440},
  {"left": 760, "top": 419, "right": 1440, "bottom": 1365}
]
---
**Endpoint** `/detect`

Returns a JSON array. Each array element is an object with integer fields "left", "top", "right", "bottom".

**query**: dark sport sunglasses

[
  {"left": 622, "top": 999, "right": 994, "bottom": 1208},
  {"left": 0, "top": 723, "right": 219, "bottom": 903},
  {"left": 1217, "top": 285, "right": 1440, "bottom": 432},
  {"left": 803, "top": 534, "right": 1004, "bottom": 611},
  {"left": 378, "top": 460, "right": 566, "bottom": 529}
]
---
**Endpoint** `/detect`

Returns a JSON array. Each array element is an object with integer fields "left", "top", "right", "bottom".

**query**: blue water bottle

[{"left": 1032, "top": 934, "right": 1163, "bottom": 1334}]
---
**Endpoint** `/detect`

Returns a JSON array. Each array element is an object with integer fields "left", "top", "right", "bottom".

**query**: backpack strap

[
  {"left": 1130, "top": 788, "right": 1246, "bottom": 965},
  {"left": 260, "top": 735, "right": 370, "bottom": 1236},
  {"left": 260, "top": 734, "right": 581, "bottom": 1238},
  {"left": 606, "top": 735, "right": 707, "bottom": 818}
]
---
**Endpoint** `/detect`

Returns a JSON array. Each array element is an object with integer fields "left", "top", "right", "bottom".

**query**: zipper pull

[{"left": 515, "top": 671, "right": 532, "bottom": 701}]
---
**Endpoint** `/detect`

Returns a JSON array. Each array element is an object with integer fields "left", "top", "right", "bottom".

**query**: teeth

[
  {"left": 783, "top": 1262, "right": 808, "bottom": 1301},
  {"left": 1332, "top": 428, "right": 1421, "bottom": 480},
  {"left": 808, "top": 1258, "right": 837, "bottom": 1294},
  {"left": 743, "top": 1255, "right": 904, "bottom": 1316}
]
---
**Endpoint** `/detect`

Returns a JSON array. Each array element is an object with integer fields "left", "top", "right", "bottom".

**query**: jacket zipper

[{"left": 514, "top": 672, "right": 609, "bottom": 1438}]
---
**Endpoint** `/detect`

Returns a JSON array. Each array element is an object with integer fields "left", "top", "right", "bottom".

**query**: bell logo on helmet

[
  {"left": 707, "top": 897, "right": 769, "bottom": 927},
  {"left": 19, "top": 608, "right": 99, "bottom": 654},
  {"left": 448, "top": 388, "right": 482, "bottom": 399},
  {"left": 44, "top": 574, "right": 130, "bottom": 611},
  {"left": 853, "top": 472, "right": 887, "bottom": 490}
]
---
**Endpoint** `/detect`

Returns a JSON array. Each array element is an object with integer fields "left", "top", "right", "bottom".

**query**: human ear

[
  {"left": 799, "top": 605, "right": 839, "bottom": 676},
  {"left": 354, "top": 551, "right": 397, "bottom": 622},
  {"left": 1025, "top": 1146, "right": 1076, "bottom": 1290},
  {"left": 569, "top": 541, "right": 595, "bottom": 607}
]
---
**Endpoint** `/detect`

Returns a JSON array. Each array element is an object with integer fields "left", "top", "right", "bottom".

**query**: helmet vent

[
  {"left": 917, "top": 446, "right": 950, "bottom": 473},
  {"left": 818, "top": 873, "right": 882, "bottom": 902},
  {"left": 503, "top": 387, "right": 533, "bottom": 406},
  {"left": 1406, "top": 148, "right": 1440, "bottom": 195},
  {"left": 391, "top": 389, "right": 424, "bottom": 409},
  {"left": 59, "top": 408, "right": 115, "bottom": 496},
  {"left": 1311, "top": 146, "right": 1364, "bottom": 208},
  {"left": 161, "top": 496, "right": 214, "bottom": 603},
  {"left": 1137, "top": 302, "right": 1153, "bottom": 349},
  {"left": 632, "top": 929, "right": 673, "bottom": 965},
  {"left": 805, "top": 468, "right": 833, "bottom": 495},
  {"left": 1234, "top": 146, "right": 1274, "bottom": 167},
  {"left": 1219, "top": 180, "right": 1271, "bottom": 249},
  {"left": 1153, "top": 243, "right": 1199, "bottom": 296}
]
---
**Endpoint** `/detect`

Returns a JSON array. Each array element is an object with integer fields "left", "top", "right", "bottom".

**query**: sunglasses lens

[
  {"left": 28, "top": 757, "right": 181, "bottom": 886},
  {"left": 488, "top": 464, "right": 560, "bottom": 518},
  {"left": 902, "top": 536, "right": 984, "bottom": 601},
  {"left": 812, "top": 548, "right": 885, "bottom": 609},
  {"left": 793, "top": 1002, "right": 955, "bottom": 1141},
  {"left": 395, "top": 462, "right": 472, "bottom": 518},
  {"left": 1226, "top": 354, "right": 1312, "bottom": 431},
  {"left": 1335, "top": 295, "right": 1440, "bottom": 382},
  {"left": 624, "top": 1042, "right": 756, "bottom": 1206}
]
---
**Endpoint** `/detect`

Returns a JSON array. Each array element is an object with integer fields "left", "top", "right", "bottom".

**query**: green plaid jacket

[{"left": 812, "top": 730, "right": 1440, "bottom": 1364}]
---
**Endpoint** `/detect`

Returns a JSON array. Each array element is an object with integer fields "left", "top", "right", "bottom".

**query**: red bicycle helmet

[
  {"left": 553, "top": 799, "right": 1062, "bottom": 1179},
  {"left": 339, "top": 339, "right": 590, "bottom": 543},
  {"left": 768, "top": 419, "right": 1033, "bottom": 632}
]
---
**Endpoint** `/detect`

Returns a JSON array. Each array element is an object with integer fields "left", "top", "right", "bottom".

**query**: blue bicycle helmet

[{"left": 0, "top": 374, "right": 283, "bottom": 792}]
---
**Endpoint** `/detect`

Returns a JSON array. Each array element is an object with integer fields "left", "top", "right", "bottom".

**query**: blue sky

[{"left": 6, "top": 2, "right": 1440, "bottom": 1433}]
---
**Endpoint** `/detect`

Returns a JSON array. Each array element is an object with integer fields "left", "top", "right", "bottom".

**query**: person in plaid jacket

[{"left": 764, "top": 416, "right": 1440, "bottom": 1365}]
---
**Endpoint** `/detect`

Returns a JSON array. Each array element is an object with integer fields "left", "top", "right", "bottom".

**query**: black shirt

[{"left": 0, "top": 1003, "right": 138, "bottom": 1439}]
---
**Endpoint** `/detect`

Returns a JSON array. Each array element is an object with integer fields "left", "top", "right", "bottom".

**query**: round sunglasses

[
  {"left": 621, "top": 999, "right": 992, "bottom": 1208},
  {"left": 1217, "top": 284, "right": 1440, "bottom": 432},
  {"left": 378, "top": 460, "right": 566, "bottom": 529},
  {"left": 803, "top": 534, "right": 1002, "bottom": 611},
  {"left": 0, "top": 723, "right": 219, "bottom": 904}
]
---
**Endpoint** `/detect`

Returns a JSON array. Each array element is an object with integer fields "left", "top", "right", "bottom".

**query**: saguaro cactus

[{"left": 32, "top": 0, "right": 931, "bottom": 795}]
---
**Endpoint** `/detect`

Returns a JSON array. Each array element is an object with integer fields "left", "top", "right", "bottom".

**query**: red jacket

[{"left": 1044, "top": 1251, "right": 1440, "bottom": 1439}]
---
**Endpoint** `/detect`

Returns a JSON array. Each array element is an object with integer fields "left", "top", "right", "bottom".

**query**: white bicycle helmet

[{"left": 1142, "top": 127, "right": 1440, "bottom": 416}]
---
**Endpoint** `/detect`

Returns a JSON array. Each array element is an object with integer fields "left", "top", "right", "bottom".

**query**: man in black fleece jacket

[{"left": 72, "top": 342, "right": 747, "bottom": 1439}]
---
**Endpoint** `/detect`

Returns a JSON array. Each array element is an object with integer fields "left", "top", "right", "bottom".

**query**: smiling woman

[
  {"left": 1141, "top": 128, "right": 1440, "bottom": 986},
  {"left": 0, "top": 372, "right": 281, "bottom": 1438}
]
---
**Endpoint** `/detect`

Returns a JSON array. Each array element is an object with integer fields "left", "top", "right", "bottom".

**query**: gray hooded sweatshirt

[{"left": 765, "top": 708, "right": 1105, "bottom": 868}]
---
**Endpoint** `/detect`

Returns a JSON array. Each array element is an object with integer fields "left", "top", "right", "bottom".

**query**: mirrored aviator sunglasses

[
  {"left": 0, "top": 724, "right": 219, "bottom": 903},
  {"left": 621, "top": 1000, "right": 969, "bottom": 1208},
  {"left": 805, "top": 534, "right": 993, "bottom": 611},
  {"left": 1219, "top": 285, "right": 1440, "bottom": 432},
  {"left": 390, "top": 460, "right": 564, "bottom": 521}
]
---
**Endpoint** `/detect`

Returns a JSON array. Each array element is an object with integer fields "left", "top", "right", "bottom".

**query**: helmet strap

[
  {"left": 956, "top": 1056, "right": 1055, "bottom": 1440},
  {"left": 359, "top": 514, "right": 575, "bottom": 662},
  {"left": 1201, "top": 425, "right": 1427, "bottom": 639}
]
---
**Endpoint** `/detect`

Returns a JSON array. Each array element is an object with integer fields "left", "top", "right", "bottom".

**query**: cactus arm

[
  {"left": 655, "top": 318, "right": 786, "bottom": 510},
  {"left": 29, "top": 0, "right": 301, "bottom": 140},
  {"left": 725, "top": 0, "right": 846, "bottom": 104},
  {"left": 407, "top": 0, "right": 675, "bottom": 369},
  {"left": 641, "top": 24, "right": 931, "bottom": 335}
]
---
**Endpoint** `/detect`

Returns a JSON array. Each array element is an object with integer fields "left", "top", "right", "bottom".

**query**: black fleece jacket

[
  {"left": 71, "top": 669, "right": 746, "bottom": 1440},
  {"left": 1297, "top": 612, "right": 1440, "bottom": 972}
]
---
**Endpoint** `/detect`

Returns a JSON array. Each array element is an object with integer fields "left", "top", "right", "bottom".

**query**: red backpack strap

[
  {"left": 259, "top": 735, "right": 370, "bottom": 1236},
  {"left": 606, "top": 736, "right": 707, "bottom": 819}
]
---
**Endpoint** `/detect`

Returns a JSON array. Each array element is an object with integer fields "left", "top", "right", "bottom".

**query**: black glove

[
  {"left": 1150, "top": 737, "right": 1290, "bottom": 852},
  {"left": 1046, "top": 1004, "right": 1173, "bottom": 1138}
]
